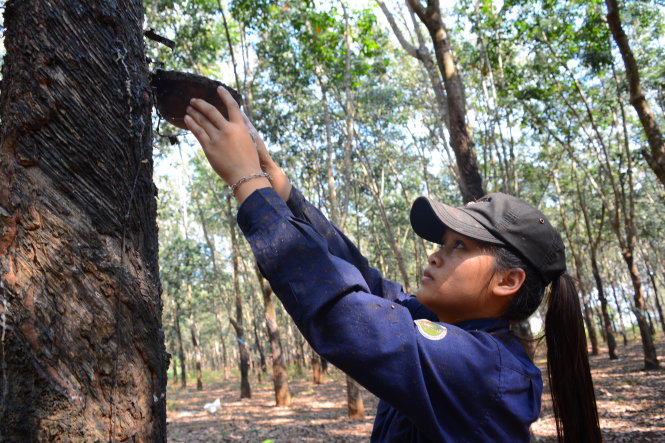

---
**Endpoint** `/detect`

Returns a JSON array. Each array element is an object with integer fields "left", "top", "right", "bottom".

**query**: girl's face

[{"left": 416, "top": 230, "right": 503, "bottom": 324}]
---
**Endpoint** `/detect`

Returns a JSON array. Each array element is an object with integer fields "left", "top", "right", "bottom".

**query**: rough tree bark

[
  {"left": 605, "top": 0, "right": 665, "bottom": 187},
  {"left": 0, "top": 1, "right": 166, "bottom": 441}
]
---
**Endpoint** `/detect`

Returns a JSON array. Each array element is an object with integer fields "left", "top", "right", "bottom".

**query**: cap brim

[{"left": 410, "top": 197, "right": 504, "bottom": 245}]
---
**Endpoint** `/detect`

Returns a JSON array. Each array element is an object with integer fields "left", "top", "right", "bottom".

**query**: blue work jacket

[{"left": 237, "top": 187, "right": 542, "bottom": 442}]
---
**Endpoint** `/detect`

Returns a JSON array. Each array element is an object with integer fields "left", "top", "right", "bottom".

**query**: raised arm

[
  {"left": 243, "top": 114, "right": 431, "bottom": 316},
  {"left": 236, "top": 188, "right": 538, "bottom": 442},
  {"left": 185, "top": 88, "right": 434, "bottom": 319}
]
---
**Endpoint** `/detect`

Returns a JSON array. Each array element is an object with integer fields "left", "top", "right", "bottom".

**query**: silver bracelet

[{"left": 230, "top": 172, "right": 272, "bottom": 193}]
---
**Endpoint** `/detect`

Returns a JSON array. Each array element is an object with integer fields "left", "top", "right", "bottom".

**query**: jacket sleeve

[
  {"left": 285, "top": 186, "right": 436, "bottom": 321},
  {"left": 237, "top": 188, "right": 511, "bottom": 440}
]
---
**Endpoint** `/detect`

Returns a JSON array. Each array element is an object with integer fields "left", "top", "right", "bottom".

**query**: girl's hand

[
  {"left": 241, "top": 112, "right": 292, "bottom": 202},
  {"left": 185, "top": 87, "right": 270, "bottom": 203}
]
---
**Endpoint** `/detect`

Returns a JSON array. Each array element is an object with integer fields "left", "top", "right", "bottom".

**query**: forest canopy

[{"left": 144, "top": 0, "right": 664, "bottom": 379}]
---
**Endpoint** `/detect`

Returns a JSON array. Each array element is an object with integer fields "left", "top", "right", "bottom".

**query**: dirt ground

[{"left": 167, "top": 337, "right": 665, "bottom": 442}]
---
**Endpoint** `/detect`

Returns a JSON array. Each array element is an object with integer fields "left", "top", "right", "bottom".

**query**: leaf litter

[{"left": 167, "top": 337, "right": 664, "bottom": 442}]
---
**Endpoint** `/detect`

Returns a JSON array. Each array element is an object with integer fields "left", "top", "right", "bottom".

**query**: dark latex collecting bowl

[{"left": 150, "top": 69, "right": 243, "bottom": 129}]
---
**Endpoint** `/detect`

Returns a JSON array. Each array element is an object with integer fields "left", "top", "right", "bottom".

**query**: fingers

[
  {"left": 240, "top": 110, "right": 254, "bottom": 132},
  {"left": 184, "top": 115, "right": 211, "bottom": 146},
  {"left": 188, "top": 98, "right": 227, "bottom": 130},
  {"left": 186, "top": 104, "right": 219, "bottom": 137},
  {"left": 217, "top": 86, "right": 242, "bottom": 122}
]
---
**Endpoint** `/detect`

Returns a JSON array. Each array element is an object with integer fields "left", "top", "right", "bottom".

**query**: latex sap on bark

[{"left": 150, "top": 69, "right": 243, "bottom": 129}]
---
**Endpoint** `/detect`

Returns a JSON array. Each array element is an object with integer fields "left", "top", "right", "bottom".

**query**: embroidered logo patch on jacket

[{"left": 414, "top": 319, "right": 447, "bottom": 340}]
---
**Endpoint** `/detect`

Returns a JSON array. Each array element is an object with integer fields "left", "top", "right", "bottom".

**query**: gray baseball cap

[{"left": 410, "top": 193, "right": 566, "bottom": 284}]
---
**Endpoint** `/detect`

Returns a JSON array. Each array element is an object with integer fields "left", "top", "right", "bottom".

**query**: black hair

[
  {"left": 492, "top": 246, "right": 545, "bottom": 321},
  {"left": 491, "top": 245, "right": 602, "bottom": 443}
]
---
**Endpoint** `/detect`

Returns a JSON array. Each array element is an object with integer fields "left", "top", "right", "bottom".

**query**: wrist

[
  {"left": 262, "top": 164, "right": 290, "bottom": 201},
  {"left": 233, "top": 177, "right": 272, "bottom": 205},
  {"left": 230, "top": 171, "right": 272, "bottom": 193}
]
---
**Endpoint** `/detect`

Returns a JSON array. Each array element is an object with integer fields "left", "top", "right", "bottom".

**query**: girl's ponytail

[{"left": 545, "top": 273, "right": 602, "bottom": 442}]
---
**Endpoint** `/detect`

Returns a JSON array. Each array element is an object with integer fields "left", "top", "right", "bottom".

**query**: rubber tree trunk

[
  {"left": 252, "top": 315, "right": 267, "bottom": 376},
  {"left": 610, "top": 285, "right": 628, "bottom": 346},
  {"left": 623, "top": 252, "right": 660, "bottom": 369},
  {"left": 346, "top": 377, "right": 365, "bottom": 420},
  {"left": 589, "top": 254, "right": 618, "bottom": 360},
  {"left": 174, "top": 299, "right": 187, "bottom": 389},
  {"left": 646, "top": 266, "right": 665, "bottom": 336},
  {"left": 225, "top": 196, "right": 251, "bottom": 398},
  {"left": 605, "top": 0, "right": 665, "bottom": 187},
  {"left": 185, "top": 281, "right": 203, "bottom": 391},
  {"left": 407, "top": 0, "right": 485, "bottom": 202},
  {"left": 576, "top": 183, "right": 618, "bottom": 359},
  {"left": 0, "top": 1, "right": 166, "bottom": 441},
  {"left": 552, "top": 175, "right": 599, "bottom": 355},
  {"left": 256, "top": 267, "right": 291, "bottom": 406},
  {"left": 171, "top": 343, "right": 179, "bottom": 383},
  {"left": 312, "top": 348, "right": 324, "bottom": 384}
]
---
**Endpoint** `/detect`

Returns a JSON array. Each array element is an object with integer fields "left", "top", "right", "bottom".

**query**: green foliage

[{"left": 149, "top": 0, "right": 665, "bottom": 379}]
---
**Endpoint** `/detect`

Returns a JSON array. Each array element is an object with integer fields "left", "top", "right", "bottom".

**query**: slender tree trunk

[
  {"left": 619, "top": 289, "right": 636, "bottom": 341},
  {"left": 296, "top": 332, "right": 306, "bottom": 374},
  {"left": 623, "top": 252, "right": 659, "bottom": 369},
  {"left": 576, "top": 176, "right": 617, "bottom": 359},
  {"left": 378, "top": 1, "right": 461, "bottom": 186},
  {"left": 174, "top": 300, "right": 187, "bottom": 389},
  {"left": 407, "top": 0, "right": 485, "bottom": 202},
  {"left": 252, "top": 315, "right": 267, "bottom": 378},
  {"left": 646, "top": 308, "right": 656, "bottom": 338},
  {"left": 646, "top": 267, "right": 665, "bottom": 336},
  {"left": 171, "top": 344, "right": 179, "bottom": 384},
  {"left": 255, "top": 267, "right": 292, "bottom": 406},
  {"left": 347, "top": 377, "right": 365, "bottom": 420},
  {"left": 355, "top": 154, "right": 412, "bottom": 291},
  {"left": 184, "top": 281, "right": 203, "bottom": 391},
  {"left": 189, "top": 171, "right": 235, "bottom": 382},
  {"left": 553, "top": 173, "right": 599, "bottom": 355},
  {"left": 339, "top": 2, "right": 354, "bottom": 229},
  {"left": 610, "top": 285, "right": 629, "bottom": 346},
  {"left": 189, "top": 326, "right": 203, "bottom": 391},
  {"left": 318, "top": 75, "right": 340, "bottom": 226},
  {"left": 212, "top": 341, "right": 220, "bottom": 371},
  {"left": 0, "top": 1, "right": 166, "bottom": 440},
  {"left": 226, "top": 196, "right": 251, "bottom": 398},
  {"left": 605, "top": 0, "right": 665, "bottom": 187},
  {"left": 589, "top": 253, "right": 618, "bottom": 359},
  {"left": 311, "top": 348, "right": 324, "bottom": 384},
  {"left": 221, "top": 333, "right": 229, "bottom": 380}
]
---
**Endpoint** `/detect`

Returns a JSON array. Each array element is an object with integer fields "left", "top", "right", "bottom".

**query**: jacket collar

[{"left": 455, "top": 317, "right": 509, "bottom": 333}]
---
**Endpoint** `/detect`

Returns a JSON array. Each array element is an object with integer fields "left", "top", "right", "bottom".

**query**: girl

[{"left": 183, "top": 87, "right": 601, "bottom": 442}]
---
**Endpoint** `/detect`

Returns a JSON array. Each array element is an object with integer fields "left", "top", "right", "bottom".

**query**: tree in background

[
  {"left": 142, "top": 0, "right": 664, "bottom": 430},
  {"left": 605, "top": 0, "right": 665, "bottom": 187}
]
